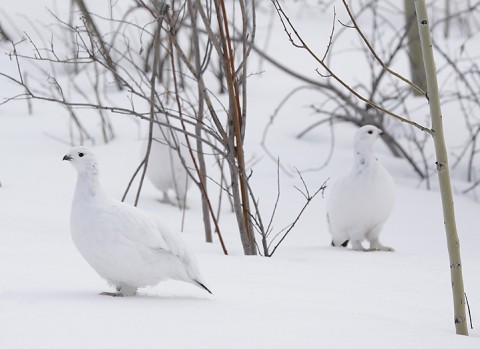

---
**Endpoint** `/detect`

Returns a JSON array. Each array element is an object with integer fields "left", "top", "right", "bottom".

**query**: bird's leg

[
  {"left": 99, "top": 285, "right": 137, "bottom": 297},
  {"left": 157, "top": 191, "right": 173, "bottom": 205},
  {"left": 350, "top": 240, "right": 367, "bottom": 251},
  {"left": 117, "top": 285, "right": 137, "bottom": 296},
  {"left": 366, "top": 226, "right": 394, "bottom": 251},
  {"left": 158, "top": 190, "right": 189, "bottom": 209},
  {"left": 174, "top": 195, "right": 189, "bottom": 210},
  {"left": 368, "top": 239, "right": 394, "bottom": 252},
  {"left": 159, "top": 191, "right": 184, "bottom": 208}
]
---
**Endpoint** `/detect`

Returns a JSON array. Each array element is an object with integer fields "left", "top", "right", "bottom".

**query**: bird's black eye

[
  {"left": 78, "top": 152, "right": 84, "bottom": 157},
  {"left": 368, "top": 130, "right": 373, "bottom": 134}
]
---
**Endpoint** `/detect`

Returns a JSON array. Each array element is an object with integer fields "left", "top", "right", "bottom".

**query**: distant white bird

[
  {"left": 63, "top": 146, "right": 211, "bottom": 296},
  {"left": 143, "top": 123, "right": 192, "bottom": 206},
  {"left": 326, "top": 125, "right": 396, "bottom": 251}
]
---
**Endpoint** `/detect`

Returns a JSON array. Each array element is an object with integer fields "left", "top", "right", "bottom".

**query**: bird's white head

[
  {"left": 354, "top": 125, "right": 383, "bottom": 152},
  {"left": 63, "top": 146, "right": 99, "bottom": 175}
]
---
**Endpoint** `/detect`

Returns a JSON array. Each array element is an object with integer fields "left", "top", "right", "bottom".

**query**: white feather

[
  {"left": 326, "top": 125, "right": 396, "bottom": 251},
  {"left": 64, "top": 146, "right": 210, "bottom": 296}
]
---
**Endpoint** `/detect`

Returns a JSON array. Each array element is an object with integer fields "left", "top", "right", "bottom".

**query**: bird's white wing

[
  {"left": 108, "top": 200, "right": 199, "bottom": 270},
  {"left": 100, "top": 199, "right": 171, "bottom": 252},
  {"left": 153, "top": 217, "right": 202, "bottom": 280},
  {"left": 94, "top": 197, "right": 202, "bottom": 281}
]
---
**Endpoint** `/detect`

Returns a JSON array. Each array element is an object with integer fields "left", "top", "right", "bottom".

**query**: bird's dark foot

[
  {"left": 331, "top": 240, "right": 349, "bottom": 247},
  {"left": 99, "top": 291, "right": 123, "bottom": 297}
]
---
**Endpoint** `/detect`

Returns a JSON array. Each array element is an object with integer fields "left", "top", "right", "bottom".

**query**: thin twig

[
  {"left": 269, "top": 0, "right": 432, "bottom": 135},
  {"left": 341, "top": 0, "right": 425, "bottom": 95},
  {"left": 268, "top": 175, "right": 327, "bottom": 257},
  {"left": 167, "top": 8, "right": 228, "bottom": 255}
]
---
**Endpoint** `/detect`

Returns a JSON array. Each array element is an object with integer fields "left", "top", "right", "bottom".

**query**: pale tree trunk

[
  {"left": 405, "top": 0, "right": 427, "bottom": 95},
  {"left": 414, "top": 0, "right": 468, "bottom": 336}
]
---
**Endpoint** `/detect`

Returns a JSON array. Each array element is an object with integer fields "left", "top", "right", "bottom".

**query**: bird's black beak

[{"left": 63, "top": 154, "right": 73, "bottom": 161}]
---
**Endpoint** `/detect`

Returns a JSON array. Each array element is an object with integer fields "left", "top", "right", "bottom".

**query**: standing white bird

[
  {"left": 326, "top": 125, "right": 396, "bottom": 251},
  {"left": 63, "top": 146, "right": 211, "bottom": 296},
  {"left": 144, "top": 122, "right": 192, "bottom": 207}
]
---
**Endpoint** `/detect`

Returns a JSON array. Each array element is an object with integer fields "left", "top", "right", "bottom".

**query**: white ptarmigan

[
  {"left": 63, "top": 146, "right": 211, "bottom": 296},
  {"left": 326, "top": 125, "right": 396, "bottom": 251},
  {"left": 144, "top": 123, "right": 192, "bottom": 206}
]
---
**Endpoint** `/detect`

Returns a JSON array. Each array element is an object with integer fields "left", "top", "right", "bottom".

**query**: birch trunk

[
  {"left": 405, "top": 0, "right": 427, "bottom": 95},
  {"left": 414, "top": 0, "right": 468, "bottom": 336}
]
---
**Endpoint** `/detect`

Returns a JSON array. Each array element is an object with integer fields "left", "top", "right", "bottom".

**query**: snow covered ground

[{"left": 1, "top": 1, "right": 480, "bottom": 348}]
